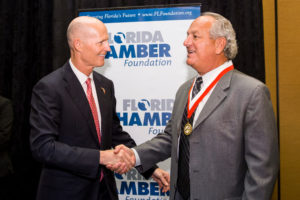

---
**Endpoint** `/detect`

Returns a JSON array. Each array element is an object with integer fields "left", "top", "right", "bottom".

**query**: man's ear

[
  {"left": 215, "top": 37, "right": 227, "bottom": 55},
  {"left": 73, "top": 39, "right": 82, "bottom": 52}
]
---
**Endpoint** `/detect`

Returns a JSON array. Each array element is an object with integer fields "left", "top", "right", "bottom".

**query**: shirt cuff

[{"left": 132, "top": 148, "right": 141, "bottom": 166}]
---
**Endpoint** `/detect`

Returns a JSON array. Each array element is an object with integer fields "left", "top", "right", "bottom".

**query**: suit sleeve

[
  {"left": 243, "top": 84, "right": 279, "bottom": 200},
  {"left": 30, "top": 80, "right": 100, "bottom": 179},
  {"left": 134, "top": 120, "right": 172, "bottom": 173}
]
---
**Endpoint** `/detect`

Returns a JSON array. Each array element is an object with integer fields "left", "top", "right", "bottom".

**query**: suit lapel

[
  {"left": 193, "top": 70, "right": 233, "bottom": 128},
  {"left": 62, "top": 63, "right": 100, "bottom": 145}
]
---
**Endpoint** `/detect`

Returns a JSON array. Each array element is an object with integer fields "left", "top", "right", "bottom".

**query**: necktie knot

[{"left": 192, "top": 76, "right": 203, "bottom": 99}]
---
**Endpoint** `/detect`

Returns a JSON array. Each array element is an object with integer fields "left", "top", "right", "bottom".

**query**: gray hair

[{"left": 202, "top": 12, "right": 238, "bottom": 60}]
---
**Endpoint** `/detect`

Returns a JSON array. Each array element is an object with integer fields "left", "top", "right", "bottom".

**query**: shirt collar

[
  {"left": 199, "top": 60, "right": 233, "bottom": 86},
  {"left": 69, "top": 59, "right": 93, "bottom": 85}
]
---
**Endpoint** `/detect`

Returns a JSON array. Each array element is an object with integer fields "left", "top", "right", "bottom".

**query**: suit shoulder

[
  {"left": 32, "top": 66, "right": 67, "bottom": 98},
  {"left": 35, "top": 67, "right": 64, "bottom": 88},
  {"left": 232, "top": 70, "right": 266, "bottom": 89},
  {"left": 172, "top": 78, "right": 194, "bottom": 101},
  {"left": 177, "top": 78, "right": 194, "bottom": 92},
  {"left": 229, "top": 70, "right": 271, "bottom": 101}
]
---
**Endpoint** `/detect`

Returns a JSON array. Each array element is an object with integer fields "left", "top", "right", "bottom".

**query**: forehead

[
  {"left": 187, "top": 16, "right": 215, "bottom": 33},
  {"left": 87, "top": 23, "right": 108, "bottom": 39}
]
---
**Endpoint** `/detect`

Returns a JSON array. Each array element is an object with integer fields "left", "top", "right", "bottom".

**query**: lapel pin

[{"left": 101, "top": 87, "right": 106, "bottom": 94}]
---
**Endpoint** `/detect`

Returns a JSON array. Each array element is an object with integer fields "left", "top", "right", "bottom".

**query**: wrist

[
  {"left": 99, "top": 150, "right": 111, "bottom": 165},
  {"left": 131, "top": 148, "right": 140, "bottom": 166}
]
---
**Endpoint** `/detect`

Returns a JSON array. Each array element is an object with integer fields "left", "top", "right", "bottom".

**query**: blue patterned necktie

[{"left": 192, "top": 76, "right": 203, "bottom": 99}]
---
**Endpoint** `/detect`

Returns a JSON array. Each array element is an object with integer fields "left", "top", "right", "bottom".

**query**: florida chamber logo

[
  {"left": 115, "top": 168, "right": 169, "bottom": 199},
  {"left": 106, "top": 31, "right": 172, "bottom": 67},
  {"left": 117, "top": 99, "right": 174, "bottom": 135}
]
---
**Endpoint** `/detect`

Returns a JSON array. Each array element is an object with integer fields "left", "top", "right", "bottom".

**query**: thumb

[{"left": 114, "top": 144, "right": 125, "bottom": 154}]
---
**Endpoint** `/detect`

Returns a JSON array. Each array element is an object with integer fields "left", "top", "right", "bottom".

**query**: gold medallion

[{"left": 184, "top": 122, "right": 193, "bottom": 135}]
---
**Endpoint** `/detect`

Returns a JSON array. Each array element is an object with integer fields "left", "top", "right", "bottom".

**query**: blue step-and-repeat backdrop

[{"left": 79, "top": 5, "right": 201, "bottom": 200}]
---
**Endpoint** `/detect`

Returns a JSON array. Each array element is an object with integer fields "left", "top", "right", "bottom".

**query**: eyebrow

[
  {"left": 98, "top": 38, "right": 108, "bottom": 43},
  {"left": 187, "top": 30, "right": 199, "bottom": 35}
]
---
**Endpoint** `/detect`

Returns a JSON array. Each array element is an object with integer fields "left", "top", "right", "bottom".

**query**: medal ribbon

[{"left": 187, "top": 65, "right": 234, "bottom": 119}]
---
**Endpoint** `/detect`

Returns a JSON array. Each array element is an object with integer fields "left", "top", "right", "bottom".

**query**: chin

[
  {"left": 96, "top": 61, "right": 105, "bottom": 67},
  {"left": 186, "top": 60, "right": 193, "bottom": 66}
]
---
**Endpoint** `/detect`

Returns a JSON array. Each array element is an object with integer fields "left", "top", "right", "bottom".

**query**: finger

[
  {"left": 165, "top": 172, "right": 170, "bottom": 182},
  {"left": 117, "top": 164, "right": 126, "bottom": 174},
  {"left": 157, "top": 180, "right": 163, "bottom": 189},
  {"left": 154, "top": 170, "right": 168, "bottom": 186},
  {"left": 160, "top": 175, "right": 169, "bottom": 187},
  {"left": 164, "top": 183, "right": 170, "bottom": 192},
  {"left": 119, "top": 149, "right": 134, "bottom": 167},
  {"left": 152, "top": 176, "right": 163, "bottom": 189},
  {"left": 162, "top": 185, "right": 170, "bottom": 193},
  {"left": 107, "top": 162, "right": 121, "bottom": 171},
  {"left": 119, "top": 165, "right": 130, "bottom": 174},
  {"left": 125, "top": 148, "right": 135, "bottom": 166},
  {"left": 113, "top": 145, "right": 124, "bottom": 154},
  {"left": 119, "top": 145, "right": 132, "bottom": 155},
  {"left": 114, "top": 162, "right": 127, "bottom": 174},
  {"left": 106, "top": 164, "right": 113, "bottom": 170},
  {"left": 160, "top": 171, "right": 170, "bottom": 187}
]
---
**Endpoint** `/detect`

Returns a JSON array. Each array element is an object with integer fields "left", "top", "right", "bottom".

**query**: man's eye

[
  {"left": 193, "top": 35, "right": 199, "bottom": 39},
  {"left": 98, "top": 40, "right": 108, "bottom": 46}
]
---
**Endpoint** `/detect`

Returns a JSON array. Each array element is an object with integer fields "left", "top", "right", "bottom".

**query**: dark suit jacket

[
  {"left": 30, "top": 62, "right": 153, "bottom": 200},
  {"left": 0, "top": 96, "right": 14, "bottom": 177},
  {"left": 135, "top": 69, "right": 279, "bottom": 200}
]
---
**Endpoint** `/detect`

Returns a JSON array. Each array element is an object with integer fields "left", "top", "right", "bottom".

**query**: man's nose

[
  {"left": 183, "top": 36, "right": 191, "bottom": 47},
  {"left": 104, "top": 41, "right": 111, "bottom": 52}
]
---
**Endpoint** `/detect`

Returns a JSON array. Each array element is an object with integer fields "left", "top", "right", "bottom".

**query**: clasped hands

[{"left": 100, "top": 145, "right": 170, "bottom": 192}]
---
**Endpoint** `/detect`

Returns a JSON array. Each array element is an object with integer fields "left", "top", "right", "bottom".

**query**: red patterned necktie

[{"left": 86, "top": 78, "right": 103, "bottom": 181}]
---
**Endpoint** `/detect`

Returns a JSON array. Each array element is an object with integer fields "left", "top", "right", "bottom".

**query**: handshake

[{"left": 100, "top": 144, "right": 170, "bottom": 192}]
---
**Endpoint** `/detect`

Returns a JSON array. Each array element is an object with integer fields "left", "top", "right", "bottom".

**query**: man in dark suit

[
  {"left": 0, "top": 96, "right": 14, "bottom": 200},
  {"left": 113, "top": 12, "right": 279, "bottom": 200},
  {"left": 30, "top": 16, "right": 169, "bottom": 200}
]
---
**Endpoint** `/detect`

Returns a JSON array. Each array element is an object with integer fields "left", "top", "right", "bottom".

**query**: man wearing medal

[{"left": 110, "top": 12, "right": 279, "bottom": 200}]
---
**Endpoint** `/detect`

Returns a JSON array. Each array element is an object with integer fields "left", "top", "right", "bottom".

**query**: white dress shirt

[
  {"left": 69, "top": 59, "right": 102, "bottom": 135},
  {"left": 190, "top": 60, "right": 233, "bottom": 126}
]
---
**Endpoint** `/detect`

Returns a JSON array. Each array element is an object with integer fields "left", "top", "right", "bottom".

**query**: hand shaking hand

[
  {"left": 100, "top": 144, "right": 136, "bottom": 174},
  {"left": 104, "top": 145, "right": 170, "bottom": 193},
  {"left": 100, "top": 146, "right": 134, "bottom": 174}
]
